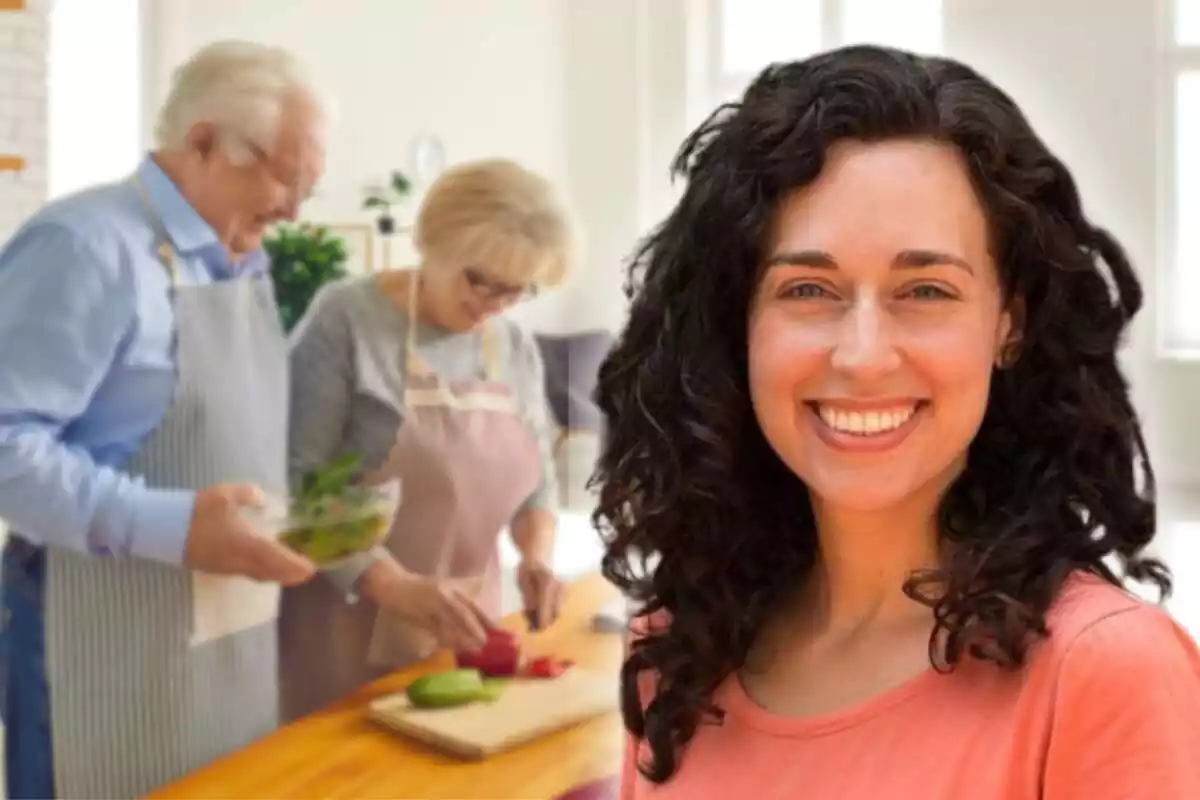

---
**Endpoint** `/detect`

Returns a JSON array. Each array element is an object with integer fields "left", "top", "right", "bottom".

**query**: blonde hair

[{"left": 414, "top": 159, "right": 576, "bottom": 289}]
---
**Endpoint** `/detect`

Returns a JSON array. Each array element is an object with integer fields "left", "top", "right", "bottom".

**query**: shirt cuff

[{"left": 126, "top": 488, "right": 195, "bottom": 564}]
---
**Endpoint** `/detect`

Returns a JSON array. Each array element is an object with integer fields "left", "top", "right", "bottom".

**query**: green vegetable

[
  {"left": 479, "top": 678, "right": 508, "bottom": 703},
  {"left": 297, "top": 453, "right": 361, "bottom": 505},
  {"left": 280, "top": 454, "right": 388, "bottom": 565},
  {"left": 407, "top": 669, "right": 488, "bottom": 709}
]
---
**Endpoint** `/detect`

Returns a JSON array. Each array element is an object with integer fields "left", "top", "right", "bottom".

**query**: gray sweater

[{"left": 287, "top": 274, "right": 558, "bottom": 593}]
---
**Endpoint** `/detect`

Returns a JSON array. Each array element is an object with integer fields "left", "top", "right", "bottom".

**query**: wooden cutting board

[{"left": 367, "top": 667, "right": 620, "bottom": 760}]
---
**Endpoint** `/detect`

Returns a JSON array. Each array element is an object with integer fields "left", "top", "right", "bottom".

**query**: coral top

[{"left": 620, "top": 574, "right": 1200, "bottom": 799}]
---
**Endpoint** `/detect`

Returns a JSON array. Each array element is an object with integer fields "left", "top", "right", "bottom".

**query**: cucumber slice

[
  {"left": 406, "top": 669, "right": 486, "bottom": 709},
  {"left": 478, "top": 678, "right": 508, "bottom": 703}
]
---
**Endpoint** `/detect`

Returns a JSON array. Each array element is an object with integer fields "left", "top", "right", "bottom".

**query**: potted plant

[
  {"left": 264, "top": 223, "right": 350, "bottom": 332},
  {"left": 362, "top": 169, "right": 414, "bottom": 235}
]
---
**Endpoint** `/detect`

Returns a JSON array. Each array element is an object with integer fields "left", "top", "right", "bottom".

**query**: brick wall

[{"left": 0, "top": 0, "right": 48, "bottom": 245}]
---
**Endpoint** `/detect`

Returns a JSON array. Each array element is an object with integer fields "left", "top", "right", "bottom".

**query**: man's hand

[
  {"left": 517, "top": 558, "right": 562, "bottom": 631},
  {"left": 183, "top": 483, "right": 316, "bottom": 585}
]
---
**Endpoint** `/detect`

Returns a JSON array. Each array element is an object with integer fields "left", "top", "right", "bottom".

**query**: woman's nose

[{"left": 829, "top": 294, "right": 902, "bottom": 377}]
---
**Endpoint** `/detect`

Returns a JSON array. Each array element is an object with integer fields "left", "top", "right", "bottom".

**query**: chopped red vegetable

[
  {"left": 523, "top": 655, "right": 574, "bottom": 679},
  {"left": 455, "top": 629, "right": 522, "bottom": 677}
]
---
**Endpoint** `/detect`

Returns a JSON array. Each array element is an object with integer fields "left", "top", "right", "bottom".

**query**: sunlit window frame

[
  {"left": 697, "top": 0, "right": 943, "bottom": 124},
  {"left": 703, "top": 0, "right": 841, "bottom": 114}
]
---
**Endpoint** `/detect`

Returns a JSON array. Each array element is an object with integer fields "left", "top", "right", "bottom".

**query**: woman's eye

[
  {"left": 782, "top": 282, "right": 835, "bottom": 300},
  {"left": 901, "top": 284, "right": 955, "bottom": 301}
]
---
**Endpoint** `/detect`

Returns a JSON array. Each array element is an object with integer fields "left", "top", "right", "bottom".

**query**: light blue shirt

[{"left": 0, "top": 154, "right": 268, "bottom": 564}]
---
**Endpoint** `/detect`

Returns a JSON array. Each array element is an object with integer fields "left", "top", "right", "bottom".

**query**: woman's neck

[
  {"left": 804, "top": 498, "right": 941, "bottom": 637},
  {"left": 377, "top": 269, "right": 435, "bottom": 325}
]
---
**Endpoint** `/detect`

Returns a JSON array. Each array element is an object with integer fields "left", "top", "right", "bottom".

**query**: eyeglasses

[
  {"left": 463, "top": 267, "right": 539, "bottom": 303},
  {"left": 229, "top": 132, "right": 314, "bottom": 205}
]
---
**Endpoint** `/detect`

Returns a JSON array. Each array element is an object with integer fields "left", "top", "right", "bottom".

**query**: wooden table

[{"left": 148, "top": 574, "right": 626, "bottom": 799}]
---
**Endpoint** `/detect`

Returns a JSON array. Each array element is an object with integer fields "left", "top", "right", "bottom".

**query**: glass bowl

[{"left": 243, "top": 479, "right": 401, "bottom": 569}]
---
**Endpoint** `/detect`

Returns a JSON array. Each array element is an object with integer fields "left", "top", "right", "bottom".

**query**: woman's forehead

[{"left": 767, "top": 139, "right": 990, "bottom": 264}]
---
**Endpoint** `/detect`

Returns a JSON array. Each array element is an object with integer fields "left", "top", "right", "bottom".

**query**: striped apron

[
  {"left": 277, "top": 273, "right": 543, "bottom": 722},
  {"left": 36, "top": 179, "right": 288, "bottom": 797}
]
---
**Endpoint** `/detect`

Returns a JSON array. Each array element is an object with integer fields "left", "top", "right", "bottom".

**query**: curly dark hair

[{"left": 590, "top": 44, "right": 1172, "bottom": 784}]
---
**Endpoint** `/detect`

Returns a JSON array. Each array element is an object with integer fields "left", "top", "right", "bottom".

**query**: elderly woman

[
  {"left": 278, "top": 158, "right": 574, "bottom": 721},
  {"left": 594, "top": 45, "right": 1200, "bottom": 798}
]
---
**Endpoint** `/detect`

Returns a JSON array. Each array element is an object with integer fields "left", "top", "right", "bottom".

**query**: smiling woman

[
  {"left": 593, "top": 44, "right": 1200, "bottom": 799},
  {"left": 749, "top": 138, "right": 1009, "bottom": 511}
]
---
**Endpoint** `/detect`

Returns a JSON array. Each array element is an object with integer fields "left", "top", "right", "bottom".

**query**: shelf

[
  {"left": 0, "top": 1, "right": 26, "bottom": 10},
  {"left": 0, "top": 155, "right": 26, "bottom": 172}
]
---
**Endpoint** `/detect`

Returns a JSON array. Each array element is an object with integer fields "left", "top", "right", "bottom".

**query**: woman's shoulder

[
  {"left": 296, "top": 274, "right": 408, "bottom": 339},
  {"left": 1043, "top": 571, "right": 1190, "bottom": 649},
  {"left": 1031, "top": 570, "right": 1200, "bottom": 695},
  {"left": 1021, "top": 573, "right": 1200, "bottom": 793},
  {"left": 305, "top": 274, "right": 380, "bottom": 319}
]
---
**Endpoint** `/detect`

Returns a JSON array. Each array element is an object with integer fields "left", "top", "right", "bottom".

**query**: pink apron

[{"left": 278, "top": 274, "right": 542, "bottom": 721}]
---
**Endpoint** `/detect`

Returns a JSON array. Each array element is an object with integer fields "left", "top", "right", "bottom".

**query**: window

[
  {"left": 702, "top": 0, "right": 943, "bottom": 115},
  {"left": 48, "top": 0, "right": 143, "bottom": 199},
  {"left": 719, "top": 0, "right": 824, "bottom": 78},
  {"left": 1164, "top": 2, "right": 1200, "bottom": 354},
  {"left": 840, "top": 0, "right": 942, "bottom": 54}
]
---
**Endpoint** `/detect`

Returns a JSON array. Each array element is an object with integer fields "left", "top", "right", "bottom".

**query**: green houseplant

[
  {"left": 362, "top": 169, "right": 414, "bottom": 235},
  {"left": 265, "top": 223, "right": 350, "bottom": 332}
]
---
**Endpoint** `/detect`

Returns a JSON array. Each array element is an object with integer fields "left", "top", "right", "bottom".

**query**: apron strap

[
  {"left": 480, "top": 319, "right": 499, "bottom": 380},
  {"left": 403, "top": 271, "right": 433, "bottom": 378},
  {"left": 130, "top": 176, "right": 180, "bottom": 287},
  {"left": 404, "top": 271, "right": 501, "bottom": 382}
]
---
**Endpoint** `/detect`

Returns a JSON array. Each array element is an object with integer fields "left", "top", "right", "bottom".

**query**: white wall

[
  {"left": 0, "top": 0, "right": 48, "bottom": 245},
  {"left": 47, "top": 0, "right": 142, "bottom": 199}
]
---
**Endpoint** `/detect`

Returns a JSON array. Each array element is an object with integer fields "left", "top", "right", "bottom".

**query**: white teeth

[{"left": 817, "top": 405, "right": 917, "bottom": 436}]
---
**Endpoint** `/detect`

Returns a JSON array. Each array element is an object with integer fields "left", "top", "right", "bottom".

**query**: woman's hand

[
  {"left": 510, "top": 508, "right": 561, "bottom": 629},
  {"left": 361, "top": 559, "right": 494, "bottom": 653},
  {"left": 517, "top": 557, "right": 563, "bottom": 631}
]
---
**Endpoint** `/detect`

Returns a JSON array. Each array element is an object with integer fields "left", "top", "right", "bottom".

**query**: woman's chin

[
  {"left": 804, "top": 470, "right": 933, "bottom": 515},
  {"left": 811, "top": 488, "right": 915, "bottom": 514}
]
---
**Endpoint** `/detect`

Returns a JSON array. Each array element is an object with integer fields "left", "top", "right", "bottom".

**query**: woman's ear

[{"left": 995, "top": 296, "right": 1025, "bottom": 369}]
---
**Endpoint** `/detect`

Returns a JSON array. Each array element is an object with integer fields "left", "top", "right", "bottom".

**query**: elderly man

[{"left": 0, "top": 41, "right": 328, "bottom": 798}]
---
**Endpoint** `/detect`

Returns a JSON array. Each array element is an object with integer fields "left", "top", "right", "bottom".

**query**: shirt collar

[
  {"left": 135, "top": 154, "right": 221, "bottom": 255},
  {"left": 134, "top": 154, "right": 269, "bottom": 280},
  {"left": 237, "top": 248, "right": 270, "bottom": 279}
]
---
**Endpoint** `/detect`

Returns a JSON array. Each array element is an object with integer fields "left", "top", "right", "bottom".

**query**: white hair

[{"left": 155, "top": 40, "right": 331, "bottom": 163}]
